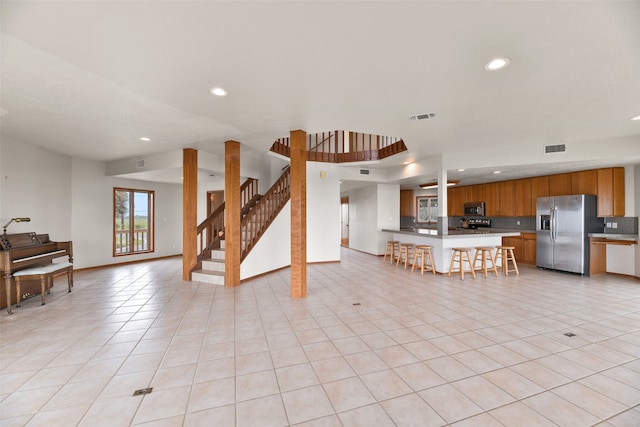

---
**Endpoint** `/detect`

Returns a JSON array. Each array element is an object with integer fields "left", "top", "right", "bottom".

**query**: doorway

[
  {"left": 207, "top": 190, "right": 224, "bottom": 217},
  {"left": 341, "top": 197, "right": 349, "bottom": 247}
]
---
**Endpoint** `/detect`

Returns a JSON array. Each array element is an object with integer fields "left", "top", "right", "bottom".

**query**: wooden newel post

[
  {"left": 224, "top": 140, "right": 241, "bottom": 287},
  {"left": 290, "top": 130, "right": 307, "bottom": 298},
  {"left": 182, "top": 148, "right": 198, "bottom": 280}
]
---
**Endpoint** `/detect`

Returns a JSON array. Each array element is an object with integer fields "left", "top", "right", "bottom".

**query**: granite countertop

[
  {"left": 384, "top": 228, "right": 522, "bottom": 239},
  {"left": 589, "top": 233, "right": 639, "bottom": 241}
]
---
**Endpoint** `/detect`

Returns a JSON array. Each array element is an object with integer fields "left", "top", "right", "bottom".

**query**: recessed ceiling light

[
  {"left": 139, "top": 137, "right": 151, "bottom": 142},
  {"left": 419, "top": 180, "right": 459, "bottom": 189},
  {"left": 210, "top": 87, "right": 228, "bottom": 96},
  {"left": 458, "top": 168, "right": 465, "bottom": 172},
  {"left": 493, "top": 170, "right": 502, "bottom": 174},
  {"left": 631, "top": 115, "right": 640, "bottom": 121},
  {"left": 485, "top": 58, "right": 510, "bottom": 71}
]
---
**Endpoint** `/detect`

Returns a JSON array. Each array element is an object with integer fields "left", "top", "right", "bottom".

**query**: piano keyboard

[{"left": 12, "top": 249, "right": 67, "bottom": 263}]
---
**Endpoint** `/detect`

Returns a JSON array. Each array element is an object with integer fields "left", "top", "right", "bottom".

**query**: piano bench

[{"left": 13, "top": 262, "right": 73, "bottom": 309}]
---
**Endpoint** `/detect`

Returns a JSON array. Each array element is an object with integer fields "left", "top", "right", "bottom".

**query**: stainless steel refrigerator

[{"left": 536, "top": 194, "right": 603, "bottom": 275}]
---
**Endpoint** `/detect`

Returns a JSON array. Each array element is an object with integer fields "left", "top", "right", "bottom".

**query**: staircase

[
  {"left": 190, "top": 167, "right": 291, "bottom": 286},
  {"left": 191, "top": 240, "right": 226, "bottom": 285}
]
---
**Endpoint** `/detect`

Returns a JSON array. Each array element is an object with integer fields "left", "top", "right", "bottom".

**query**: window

[{"left": 113, "top": 188, "right": 154, "bottom": 256}]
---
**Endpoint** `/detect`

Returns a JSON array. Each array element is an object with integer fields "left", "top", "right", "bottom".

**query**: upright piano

[{"left": 1, "top": 232, "right": 73, "bottom": 311}]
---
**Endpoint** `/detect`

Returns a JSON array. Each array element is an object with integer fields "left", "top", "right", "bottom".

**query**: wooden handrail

[
  {"left": 270, "top": 131, "right": 405, "bottom": 163},
  {"left": 240, "top": 167, "right": 291, "bottom": 260}
]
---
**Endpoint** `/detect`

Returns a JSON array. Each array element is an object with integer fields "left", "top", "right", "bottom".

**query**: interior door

[{"left": 340, "top": 197, "right": 349, "bottom": 247}]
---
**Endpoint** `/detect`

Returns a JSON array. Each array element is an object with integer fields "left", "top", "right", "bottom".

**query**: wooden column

[
  {"left": 224, "top": 140, "right": 241, "bottom": 287},
  {"left": 290, "top": 130, "right": 307, "bottom": 298},
  {"left": 182, "top": 148, "right": 198, "bottom": 280}
]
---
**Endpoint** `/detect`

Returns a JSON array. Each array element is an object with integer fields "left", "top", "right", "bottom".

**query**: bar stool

[
  {"left": 384, "top": 240, "right": 400, "bottom": 264},
  {"left": 473, "top": 246, "right": 499, "bottom": 278},
  {"left": 396, "top": 243, "right": 415, "bottom": 269},
  {"left": 412, "top": 245, "right": 436, "bottom": 275},
  {"left": 448, "top": 248, "right": 476, "bottom": 280},
  {"left": 495, "top": 246, "right": 519, "bottom": 276}
]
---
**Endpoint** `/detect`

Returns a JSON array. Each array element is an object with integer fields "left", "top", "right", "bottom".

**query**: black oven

[{"left": 463, "top": 202, "right": 485, "bottom": 216}]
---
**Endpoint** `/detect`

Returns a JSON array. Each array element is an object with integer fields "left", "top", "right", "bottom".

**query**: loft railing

[
  {"left": 240, "top": 166, "right": 290, "bottom": 260},
  {"left": 195, "top": 177, "right": 260, "bottom": 267},
  {"left": 270, "top": 131, "right": 406, "bottom": 163}
]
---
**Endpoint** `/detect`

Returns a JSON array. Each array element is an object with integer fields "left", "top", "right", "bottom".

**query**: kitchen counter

[
  {"left": 589, "top": 233, "right": 639, "bottom": 241},
  {"left": 382, "top": 228, "right": 521, "bottom": 273}
]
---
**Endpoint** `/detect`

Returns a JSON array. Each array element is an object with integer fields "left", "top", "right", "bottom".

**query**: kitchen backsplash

[
  {"left": 602, "top": 216, "right": 638, "bottom": 235},
  {"left": 400, "top": 216, "right": 416, "bottom": 228},
  {"left": 448, "top": 216, "right": 536, "bottom": 230}
]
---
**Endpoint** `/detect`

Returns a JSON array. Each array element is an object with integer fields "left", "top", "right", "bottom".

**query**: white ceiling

[{"left": 2, "top": 1, "right": 640, "bottom": 190}]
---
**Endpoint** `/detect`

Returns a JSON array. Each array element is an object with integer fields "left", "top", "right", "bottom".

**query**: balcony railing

[
  {"left": 270, "top": 130, "right": 406, "bottom": 163},
  {"left": 115, "top": 229, "right": 150, "bottom": 254}
]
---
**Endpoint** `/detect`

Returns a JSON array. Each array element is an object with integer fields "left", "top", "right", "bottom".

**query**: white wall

[
  {"left": 635, "top": 164, "right": 640, "bottom": 278},
  {"left": 343, "top": 183, "right": 399, "bottom": 256},
  {"left": 307, "top": 162, "right": 341, "bottom": 262},
  {"left": 1, "top": 137, "right": 183, "bottom": 269},
  {"left": 1, "top": 137, "right": 72, "bottom": 240},
  {"left": 71, "top": 157, "right": 182, "bottom": 269}
]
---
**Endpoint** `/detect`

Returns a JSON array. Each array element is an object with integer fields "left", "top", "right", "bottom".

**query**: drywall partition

[
  {"left": 377, "top": 184, "right": 401, "bottom": 254},
  {"left": 0, "top": 137, "right": 72, "bottom": 241},
  {"left": 306, "top": 162, "right": 341, "bottom": 263},
  {"left": 241, "top": 200, "right": 291, "bottom": 280}
]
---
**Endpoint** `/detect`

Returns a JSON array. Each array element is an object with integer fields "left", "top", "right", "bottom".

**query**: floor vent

[
  {"left": 136, "top": 159, "right": 145, "bottom": 168},
  {"left": 133, "top": 387, "right": 153, "bottom": 396},
  {"left": 545, "top": 144, "right": 566, "bottom": 154},
  {"left": 563, "top": 332, "right": 576, "bottom": 337}
]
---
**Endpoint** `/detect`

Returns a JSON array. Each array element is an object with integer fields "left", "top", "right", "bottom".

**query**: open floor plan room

[{"left": 1, "top": 248, "right": 639, "bottom": 426}]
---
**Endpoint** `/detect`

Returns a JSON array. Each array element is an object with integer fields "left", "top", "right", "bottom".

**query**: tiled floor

[{"left": 1, "top": 248, "right": 639, "bottom": 426}]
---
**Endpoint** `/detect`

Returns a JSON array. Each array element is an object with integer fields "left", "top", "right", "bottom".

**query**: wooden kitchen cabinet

[
  {"left": 549, "top": 173, "right": 572, "bottom": 196},
  {"left": 514, "top": 178, "right": 532, "bottom": 216},
  {"left": 531, "top": 176, "right": 549, "bottom": 212},
  {"left": 448, "top": 187, "right": 464, "bottom": 216},
  {"left": 502, "top": 236, "right": 523, "bottom": 261},
  {"left": 571, "top": 169, "right": 598, "bottom": 195},
  {"left": 522, "top": 233, "right": 536, "bottom": 265},
  {"left": 498, "top": 181, "right": 515, "bottom": 217},
  {"left": 400, "top": 190, "right": 415, "bottom": 216},
  {"left": 597, "top": 167, "right": 625, "bottom": 217},
  {"left": 470, "top": 184, "right": 485, "bottom": 203},
  {"left": 485, "top": 183, "right": 499, "bottom": 217}
]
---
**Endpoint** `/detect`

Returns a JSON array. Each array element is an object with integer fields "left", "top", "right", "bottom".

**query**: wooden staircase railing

[
  {"left": 241, "top": 166, "right": 291, "bottom": 260},
  {"left": 194, "top": 177, "right": 260, "bottom": 270},
  {"left": 270, "top": 130, "right": 406, "bottom": 163}
]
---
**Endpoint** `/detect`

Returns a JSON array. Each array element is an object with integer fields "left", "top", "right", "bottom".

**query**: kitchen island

[{"left": 382, "top": 228, "right": 522, "bottom": 274}]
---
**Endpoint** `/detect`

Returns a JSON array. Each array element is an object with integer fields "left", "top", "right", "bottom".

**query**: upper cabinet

[
  {"left": 447, "top": 167, "right": 625, "bottom": 217},
  {"left": 596, "top": 167, "right": 625, "bottom": 217},
  {"left": 400, "top": 190, "right": 415, "bottom": 216},
  {"left": 549, "top": 173, "right": 572, "bottom": 196},
  {"left": 571, "top": 170, "right": 598, "bottom": 195},
  {"left": 514, "top": 178, "right": 532, "bottom": 216},
  {"left": 498, "top": 181, "right": 516, "bottom": 216}
]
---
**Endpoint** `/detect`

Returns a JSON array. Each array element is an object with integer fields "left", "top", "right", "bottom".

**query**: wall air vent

[
  {"left": 136, "top": 159, "right": 145, "bottom": 168},
  {"left": 545, "top": 144, "right": 566, "bottom": 154},
  {"left": 360, "top": 169, "right": 370, "bottom": 175},
  {"left": 409, "top": 113, "right": 436, "bottom": 121}
]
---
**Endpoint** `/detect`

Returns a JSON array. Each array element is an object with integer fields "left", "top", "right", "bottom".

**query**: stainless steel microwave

[{"left": 463, "top": 202, "right": 485, "bottom": 216}]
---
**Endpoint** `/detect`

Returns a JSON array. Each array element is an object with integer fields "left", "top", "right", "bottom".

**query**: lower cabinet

[{"left": 502, "top": 233, "right": 536, "bottom": 265}]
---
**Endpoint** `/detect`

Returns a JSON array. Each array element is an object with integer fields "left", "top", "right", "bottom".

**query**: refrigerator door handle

[
  {"left": 553, "top": 206, "right": 558, "bottom": 241},
  {"left": 549, "top": 207, "right": 554, "bottom": 242}
]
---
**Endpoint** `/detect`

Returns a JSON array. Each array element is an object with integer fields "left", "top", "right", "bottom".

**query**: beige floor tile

[
  {"left": 235, "top": 351, "right": 273, "bottom": 375},
  {"left": 602, "top": 365, "right": 640, "bottom": 390},
  {"left": 336, "top": 403, "right": 395, "bottom": 427},
  {"left": 77, "top": 395, "right": 142, "bottom": 427},
  {"left": 418, "top": 383, "right": 483, "bottom": 424},
  {"left": 18, "top": 365, "right": 82, "bottom": 391},
  {"left": 522, "top": 391, "right": 600, "bottom": 426},
  {"left": 600, "top": 406, "right": 640, "bottom": 427},
  {"left": 303, "top": 341, "right": 341, "bottom": 362},
  {"left": 151, "top": 363, "right": 196, "bottom": 389},
  {"left": 393, "top": 362, "right": 447, "bottom": 392},
  {"left": 452, "top": 375, "right": 516, "bottom": 411},
  {"left": 322, "top": 377, "right": 376, "bottom": 413},
  {"left": 185, "top": 404, "right": 235, "bottom": 427},
  {"left": 282, "top": 385, "right": 334, "bottom": 425},
  {"left": 0, "top": 385, "right": 60, "bottom": 419},
  {"left": 193, "top": 357, "right": 234, "bottom": 383},
  {"left": 402, "top": 340, "right": 446, "bottom": 361},
  {"left": 312, "top": 357, "right": 356, "bottom": 383},
  {"left": 359, "top": 332, "right": 397, "bottom": 349},
  {"left": 380, "top": 393, "right": 445, "bottom": 427},
  {"left": 236, "top": 394, "right": 288, "bottom": 427},
  {"left": 235, "top": 370, "right": 280, "bottom": 402},
  {"left": 290, "top": 414, "right": 342, "bottom": 426},
  {"left": 332, "top": 336, "right": 369, "bottom": 355},
  {"left": 187, "top": 377, "right": 235, "bottom": 412},
  {"left": 26, "top": 403, "right": 91, "bottom": 426},
  {"left": 489, "top": 401, "right": 557, "bottom": 427},
  {"left": 270, "top": 345, "right": 308, "bottom": 368},
  {"left": 41, "top": 377, "right": 109, "bottom": 411},
  {"left": 451, "top": 412, "right": 504, "bottom": 427},
  {"left": 344, "top": 351, "right": 389, "bottom": 375},
  {"left": 423, "top": 356, "right": 476, "bottom": 382},
  {"left": 552, "top": 382, "right": 628, "bottom": 419},
  {"left": 452, "top": 350, "right": 503, "bottom": 374},
  {"left": 275, "top": 363, "right": 320, "bottom": 392},
  {"left": 375, "top": 345, "right": 419, "bottom": 368},
  {"left": 509, "top": 360, "right": 572, "bottom": 389},
  {"left": 359, "top": 369, "right": 412, "bottom": 401},
  {"left": 482, "top": 367, "right": 545, "bottom": 400}
]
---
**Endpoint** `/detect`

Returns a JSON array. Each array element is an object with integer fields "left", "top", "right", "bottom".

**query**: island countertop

[{"left": 382, "top": 228, "right": 522, "bottom": 239}]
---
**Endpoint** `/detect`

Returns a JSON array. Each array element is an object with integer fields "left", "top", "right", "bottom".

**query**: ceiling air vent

[
  {"left": 360, "top": 169, "right": 370, "bottom": 175},
  {"left": 409, "top": 113, "right": 436, "bottom": 121},
  {"left": 136, "top": 159, "right": 145, "bottom": 168},
  {"left": 545, "top": 144, "right": 566, "bottom": 154}
]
